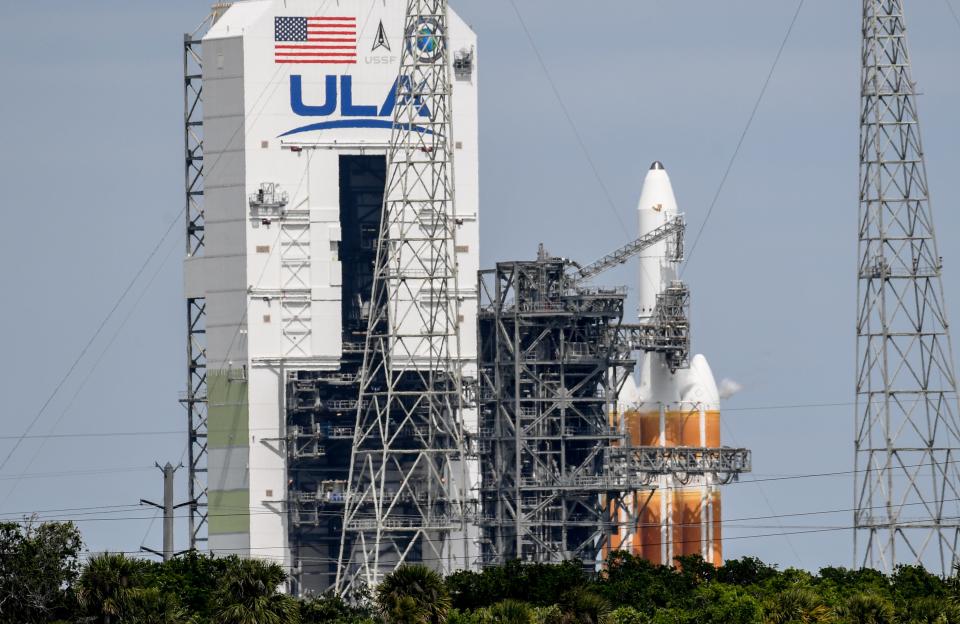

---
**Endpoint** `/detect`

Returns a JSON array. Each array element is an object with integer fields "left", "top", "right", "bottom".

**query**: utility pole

[
  {"left": 856, "top": 0, "right": 960, "bottom": 575},
  {"left": 335, "top": 0, "right": 471, "bottom": 594},
  {"left": 142, "top": 462, "right": 191, "bottom": 561}
]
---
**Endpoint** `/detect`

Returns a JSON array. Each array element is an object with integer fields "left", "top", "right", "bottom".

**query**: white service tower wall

[{"left": 188, "top": 0, "right": 479, "bottom": 569}]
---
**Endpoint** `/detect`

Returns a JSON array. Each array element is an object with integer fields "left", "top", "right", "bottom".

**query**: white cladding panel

[
  {"left": 202, "top": 1, "right": 478, "bottom": 367},
  {"left": 197, "top": 0, "right": 479, "bottom": 563}
]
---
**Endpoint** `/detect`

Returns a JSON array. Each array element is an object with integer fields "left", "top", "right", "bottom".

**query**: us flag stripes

[{"left": 274, "top": 16, "right": 357, "bottom": 64}]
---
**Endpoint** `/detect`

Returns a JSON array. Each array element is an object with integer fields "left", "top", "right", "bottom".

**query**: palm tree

[
  {"left": 124, "top": 587, "right": 194, "bottom": 624},
  {"left": 213, "top": 556, "right": 300, "bottom": 624},
  {"left": 902, "top": 595, "right": 960, "bottom": 624},
  {"left": 76, "top": 553, "right": 145, "bottom": 624},
  {"left": 836, "top": 593, "right": 894, "bottom": 624},
  {"left": 559, "top": 588, "right": 612, "bottom": 624},
  {"left": 481, "top": 599, "right": 535, "bottom": 624},
  {"left": 764, "top": 587, "right": 835, "bottom": 624},
  {"left": 376, "top": 564, "right": 452, "bottom": 624}
]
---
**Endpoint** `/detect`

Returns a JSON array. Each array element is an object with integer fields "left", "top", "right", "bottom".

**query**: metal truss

[
  {"left": 572, "top": 217, "right": 684, "bottom": 284},
  {"left": 607, "top": 447, "right": 751, "bottom": 484},
  {"left": 856, "top": 0, "right": 960, "bottom": 575},
  {"left": 477, "top": 256, "right": 640, "bottom": 566},
  {"left": 181, "top": 13, "right": 214, "bottom": 552},
  {"left": 619, "top": 283, "right": 691, "bottom": 372},
  {"left": 476, "top": 250, "right": 749, "bottom": 568},
  {"left": 336, "top": 0, "right": 470, "bottom": 593}
]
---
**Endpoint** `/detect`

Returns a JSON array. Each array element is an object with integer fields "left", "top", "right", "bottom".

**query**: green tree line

[{"left": 3, "top": 520, "right": 960, "bottom": 624}]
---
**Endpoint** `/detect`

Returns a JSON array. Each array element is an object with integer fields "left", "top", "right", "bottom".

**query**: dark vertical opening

[{"left": 287, "top": 155, "right": 386, "bottom": 595}]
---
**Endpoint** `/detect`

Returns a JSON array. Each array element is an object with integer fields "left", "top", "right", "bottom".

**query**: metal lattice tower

[
  {"left": 855, "top": 0, "right": 960, "bottom": 574},
  {"left": 182, "top": 11, "right": 213, "bottom": 552},
  {"left": 336, "top": 0, "right": 470, "bottom": 592}
]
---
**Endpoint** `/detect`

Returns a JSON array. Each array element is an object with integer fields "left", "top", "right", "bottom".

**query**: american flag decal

[{"left": 274, "top": 16, "right": 357, "bottom": 64}]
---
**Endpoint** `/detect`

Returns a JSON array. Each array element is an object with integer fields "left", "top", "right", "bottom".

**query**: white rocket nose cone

[
  {"left": 637, "top": 162, "right": 679, "bottom": 219},
  {"left": 637, "top": 160, "right": 681, "bottom": 322}
]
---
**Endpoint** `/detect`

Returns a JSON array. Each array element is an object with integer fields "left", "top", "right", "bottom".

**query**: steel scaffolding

[
  {"left": 855, "top": 0, "right": 960, "bottom": 574},
  {"left": 336, "top": 0, "right": 471, "bottom": 592},
  {"left": 476, "top": 253, "right": 749, "bottom": 566},
  {"left": 477, "top": 256, "right": 636, "bottom": 564}
]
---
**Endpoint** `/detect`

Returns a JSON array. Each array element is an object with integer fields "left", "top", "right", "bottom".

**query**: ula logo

[{"left": 280, "top": 75, "right": 431, "bottom": 137}]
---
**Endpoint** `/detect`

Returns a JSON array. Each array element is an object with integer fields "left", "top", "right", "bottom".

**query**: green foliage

[
  {"left": 835, "top": 592, "right": 895, "bottom": 624},
  {"left": 212, "top": 556, "right": 301, "bottom": 624},
  {"left": 447, "top": 560, "right": 588, "bottom": 610},
  {"left": 145, "top": 550, "right": 230, "bottom": 619},
  {"left": 762, "top": 586, "right": 835, "bottom": 624},
  {"left": 123, "top": 586, "right": 195, "bottom": 624},
  {"left": 608, "top": 606, "right": 649, "bottom": 624},
  {"left": 479, "top": 599, "right": 536, "bottom": 624},
  {"left": 531, "top": 604, "right": 564, "bottom": 624},
  {"left": 560, "top": 588, "right": 613, "bottom": 624},
  {"left": 718, "top": 557, "right": 780, "bottom": 587},
  {"left": 77, "top": 552, "right": 151, "bottom": 623},
  {"left": 596, "top": 552, "right": 693, "bottom": 611},
  {"left": 689, "top": 583, "right": 762, "bottom": 624},
  {"left": 899, "top": 595, "right": 960, "bottom": 624},
  {"left": 0, "top": 520, "right": 82, "bottom": 623},
  {"left": 9, "top": 521, "right": 960, "bottom": 624},
  {"left": 377, "top": 564, "right": 452, "bottom": 624},
  {"left": 890, "top": 565, "right": 948, "bottom": 602},
  {"left": 300, "top": 592, "right": 372, "bottom": 624}
]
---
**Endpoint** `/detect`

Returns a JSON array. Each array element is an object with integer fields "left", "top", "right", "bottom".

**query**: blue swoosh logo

[{"left": 279, "top": 119, "right": 435, "bottom": 137}]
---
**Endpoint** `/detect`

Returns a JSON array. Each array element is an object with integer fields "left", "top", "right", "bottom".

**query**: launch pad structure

[
  {"left": 477, "top": 244, "right": 750, "bottom": 567},
  {"left": 179, "top": 0, "right": 750, "bottom": 593}
]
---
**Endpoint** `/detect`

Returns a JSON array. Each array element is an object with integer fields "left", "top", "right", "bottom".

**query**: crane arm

[{"left": 571, "top": 217, "right": 684, "bottom": 283}]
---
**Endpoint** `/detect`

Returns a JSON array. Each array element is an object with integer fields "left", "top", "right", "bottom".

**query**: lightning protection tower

[
  {"left": 336, "top": 0, "right": 470, "bottom": 592},
  {"left": 856, "top": 0, "right": 960, "bottom": 574}
]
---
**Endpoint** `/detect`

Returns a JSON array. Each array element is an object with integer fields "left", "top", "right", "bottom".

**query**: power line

[
  {"left": 720, "top": 418, "right": 806, "bottom": 567},
  {"left": 0, "top": 211, "right": 183, "bottom": 475},
  {"left": 0, "top": 398, "right": 858, "bottom": 442},
  {"left": 943, "top": 0, "right": 960, "bottom": 31},
  {"left": 81, "top": 511, "right": 960, "bottom": 565},
  {"left": 504, "top": 0, "right": 629, "bottom": 235},
  {"left": 4, "top": 449, "right": 956, "bottom": 486},
  {"left": 0, "top": 467, "right": 156, "bottom": 482},
  {"left": 683, "top": 0, "right": 806, "bottom": 271},
  {"left": 12, "top": 470, "right": 960, "bottom": 526},
  {"left": 1, "top": 234, "right": 181, "bottom": 506}
]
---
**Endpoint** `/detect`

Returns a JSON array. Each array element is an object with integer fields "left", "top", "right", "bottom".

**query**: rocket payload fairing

[{"left": 617, "top": 162, "right": 724, "bottom": 566}]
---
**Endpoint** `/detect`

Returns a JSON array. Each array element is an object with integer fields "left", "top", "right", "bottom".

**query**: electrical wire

[
  {"left": 0, "top": 0, "right": 340, "bottom": 501},
  {"left": 0, "top": 212, "right": 183, "bottom": 475},
  {"left": 504, "top": 0, "right": 629, "bottom": 235},
  {"left": 139, "top": 444, "right": 191, "bottom": 554},
  {"left": 11, "top": 475, "right": 960, "bottom": 527},
  {"left": 0, "top": 234, "right": 181, "bottom": 507},
  {"left": 78, "top": 509, "right": 960, "bottom": 565},
  {"left": 682, "top": 0, "right": 806, "bottom": 272},
  {"left": 719, "top": 419, "right": 806, "bottom": 568},
  {"left": 2, "top": 445, "right": 956, "bottom": 487},
  {"left": 0, "top": 398, "right": 857, "bottom": 442},
  {"left": 943, "top": 0, "right": 960, "bottom": 31}
]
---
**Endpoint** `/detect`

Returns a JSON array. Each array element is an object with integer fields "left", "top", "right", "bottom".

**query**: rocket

[{"left": 616, "top": 162, "right": 724, "bottom": 566}]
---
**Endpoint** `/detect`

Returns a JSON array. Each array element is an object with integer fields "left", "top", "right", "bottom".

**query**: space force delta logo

[{"left": 277, "top": 17, "right": 445, "bottom": 137}]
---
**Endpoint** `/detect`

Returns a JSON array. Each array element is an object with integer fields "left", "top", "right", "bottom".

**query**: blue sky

[{"left": 2, "top": 0, "right": 960, "bottom": 571}]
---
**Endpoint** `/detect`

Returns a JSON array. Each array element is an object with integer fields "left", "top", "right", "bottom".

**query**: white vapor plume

[{"left": 718, "top": 378, "right": 744, "bottom": 400}]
